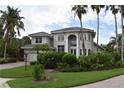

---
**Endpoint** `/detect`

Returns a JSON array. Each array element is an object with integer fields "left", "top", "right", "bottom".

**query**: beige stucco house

[{"left": 22, "top": 27, "right": 103, "bottom": 62}]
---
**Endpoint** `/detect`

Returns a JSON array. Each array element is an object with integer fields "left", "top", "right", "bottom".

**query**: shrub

[
  {"left": 30, "top": 61, "right": 36, "bottom": 65},
  {"left": 79, "top": 52, "right": 114, "bottom": 71},
  {"left": 111, "top": 51, "right": 121, "bottom": 62},
  {"left": 62, "top": 53, "right": 78, "bottom": 67},
  {"left": 114, "top": 61, "right": 124, "bottom": 68},
  {"left": 79, "top": 55, "right": 92, "bottom": 71},
  {"left": 33, "top": 63, "right": 44, "bottom": 81},
  {"left": 37, "top": 52, "right": 66, "bottom": 69}
]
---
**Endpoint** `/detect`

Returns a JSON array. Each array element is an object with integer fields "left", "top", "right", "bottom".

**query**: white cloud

[{"left": 16, "top": 5, "right": 73, "bottom": 36}]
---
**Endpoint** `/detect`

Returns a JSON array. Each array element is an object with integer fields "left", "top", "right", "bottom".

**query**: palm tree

[
  {"left": 72, "top": 5, "right": 87, "bottom": 55},
  {"left": 0, "top": 6, "right": 25, "bottom": 59},
  {"left": 108, "top": 34, "right": 122, "bottom": 52},
  {"left": 106, "top": 5, "right": 119, "bottom": 52},
  {"left": 91, "top": 5, "right": 105, "bottom": 51},
  {"left": 118, "top": 5, "right": 124, "bottom": 61}
]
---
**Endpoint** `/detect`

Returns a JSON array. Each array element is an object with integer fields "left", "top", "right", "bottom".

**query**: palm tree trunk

[
  {"left": 97, "top": 14, "right": 99, "bottom": 51},
  {"left": 114, "top": 14, "right": 119, "bottom": 52},
  {"left": 121, "top": 7, "right": 124, "bottom": 61},
  {"left": 80, "top": 19, "right": 85, "bottom": 55},
  {"left": 4, "top": 42, "right": 7, "bottom": 60}
]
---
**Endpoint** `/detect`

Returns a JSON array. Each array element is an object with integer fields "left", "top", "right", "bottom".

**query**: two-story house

[{"left": 22, "top": 27, "right": 103, "bottom": 62}]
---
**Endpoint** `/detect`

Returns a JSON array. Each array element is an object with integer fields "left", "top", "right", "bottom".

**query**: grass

[
  {"left": 0, "top": 65, "right": 34, "bottom": 78},
  {"left": 1, "top": 66, "right": 124, "bottom": 87}
]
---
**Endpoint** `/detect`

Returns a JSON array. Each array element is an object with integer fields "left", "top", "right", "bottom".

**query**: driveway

[
  {"left": 0, "top": 62, "right": 28, "bottom": 88},
  {"left": 0, "top": 62, "right": 28, "bottom": 70},
  {"left": 75, "top": 75, "right": 124, "bottom": 88}
]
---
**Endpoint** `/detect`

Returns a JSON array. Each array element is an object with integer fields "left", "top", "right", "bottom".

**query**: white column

[
  {"left": 65, "top": 34, "right": 68, "bottom": 52},
  {"left": 76, "top": 34, "right": 79, "bottom": 57}
]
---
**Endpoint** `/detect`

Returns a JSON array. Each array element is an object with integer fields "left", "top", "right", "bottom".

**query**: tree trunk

[
  {"left": 97, "top": 14, "right": 99, "bottom": 51},
  {"left": 80, "top": 19, "right": 85, "bottom": 55},
  {"left": 114, "top": 14, "right": 118, "bottom": 52},
  {"left": 121, "top": 7, "right": 124, "bottom": 61},
  {"left": 4, "top": 42, "right": 7, "bottom": 60}
]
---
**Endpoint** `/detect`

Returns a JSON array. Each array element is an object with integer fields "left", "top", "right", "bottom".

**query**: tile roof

[
  {"left": 29, "top": 32, "right": 52, "bottom": 37},
  {"left": 51, "top": 27, "right": 94, "bottom": 33}
]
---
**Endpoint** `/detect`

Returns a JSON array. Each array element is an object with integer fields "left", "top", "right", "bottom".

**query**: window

[
  {"left": 88, "top": 49, "right": 91, "bottom": 55},
  {"left": 88, "top": 34, "right": 90, "bottom": 41},
  {"left": 58, "top": 45, "right": 64, "bottom": 52},
  {"left": 58, "top": 35, "right": 64, "bottom": 41},
  {"left": 74, "top": 49, "right": 76, "bottom": 55},
  {"left": 84, "top": 49, "right": 86, "bottom": 55},
  {"left": 80, "top": 49, "right": 82, "bottom": 55},
  {"left": 70, "top": 49, "right": 76, "bottom": 55},
  {"left": 84, "top": 34, "right": 86, "bottom": 40},
  {"left": 36, "top": 37, "right": 42, "bottom": 43}
]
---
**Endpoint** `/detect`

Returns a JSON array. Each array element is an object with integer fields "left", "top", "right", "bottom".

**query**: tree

[
  {"left": 72, "top": 5, "right": 87, "bottom": 55},
  {"left": 0, "top": 6, "right": 25, "bottom": 59},
  {"left": 108, "top": 34, "right": 122, "bottom": 52},
  {"left": 91, "top": 5, "right": 105, "bottom": 51},
  {"left": 33, "top": 44, "right": 53, "bottom": 54},
  {"left": 21, "top": 36, "right": 31, "bottom": 46},
  {"left": 105, "top": 5, "right": 119, "bottom": 52},
  {"left": 118, "top": 5, "right": 124, "bottom": 61}
]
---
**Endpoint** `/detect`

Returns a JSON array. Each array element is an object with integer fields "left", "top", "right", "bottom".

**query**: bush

[
  {"left": 30, "top": 61, "right": 36, "bottom": 65},
  {"left": 79, "top": 52, "right": 114, "bottom": 71},
  {"left": 33, "top": 63, "right": 44, "bottom": 81},
  {"left": 114, "top": 61, "right": 124, "bottom": 68},
  {"left": 37, "top": 52, "right": 66, "bottom": 69},
  {"left": 62, "top": 53, "right": 78, "bottom": 67},
  {"left": 78, "top": 55, "right": 92, "bottom": 71},
  {"left": 111, "top": 51, "right": 121, "bottom": 62}
]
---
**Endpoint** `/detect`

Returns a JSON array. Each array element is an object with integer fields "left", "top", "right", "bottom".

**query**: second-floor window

[
  {"left": 58, "top": 35, "right": 64, "bottom": 41},
  {"left": 88, "top": 34, "right": 90, "bottom": 41},
  {"left": 36, "top": 37, "right": 42, "bottom": 43}
]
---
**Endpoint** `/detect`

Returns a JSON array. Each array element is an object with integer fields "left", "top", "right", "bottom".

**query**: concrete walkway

[
  {"left": 0, "top": 62, "right": 27, "bottom": 88},
  {"left": 75, "top": 75, "right": 124, "bottom": 88}
]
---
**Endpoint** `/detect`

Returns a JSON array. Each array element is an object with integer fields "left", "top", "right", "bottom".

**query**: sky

[{"left": 0, "top": 5, "right": 123, "bottom": 44}]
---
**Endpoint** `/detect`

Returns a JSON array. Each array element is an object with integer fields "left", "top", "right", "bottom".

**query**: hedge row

[{"left": 36, "top": 51, "right": 124, "bottom": 72}]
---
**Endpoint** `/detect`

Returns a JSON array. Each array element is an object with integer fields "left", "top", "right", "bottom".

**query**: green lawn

[
  {"left": 1, "top": 66, "right": 124, "bottom": 88},
  {"left": 0, "top": 65, "right": 34, "bottom": 78}
]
